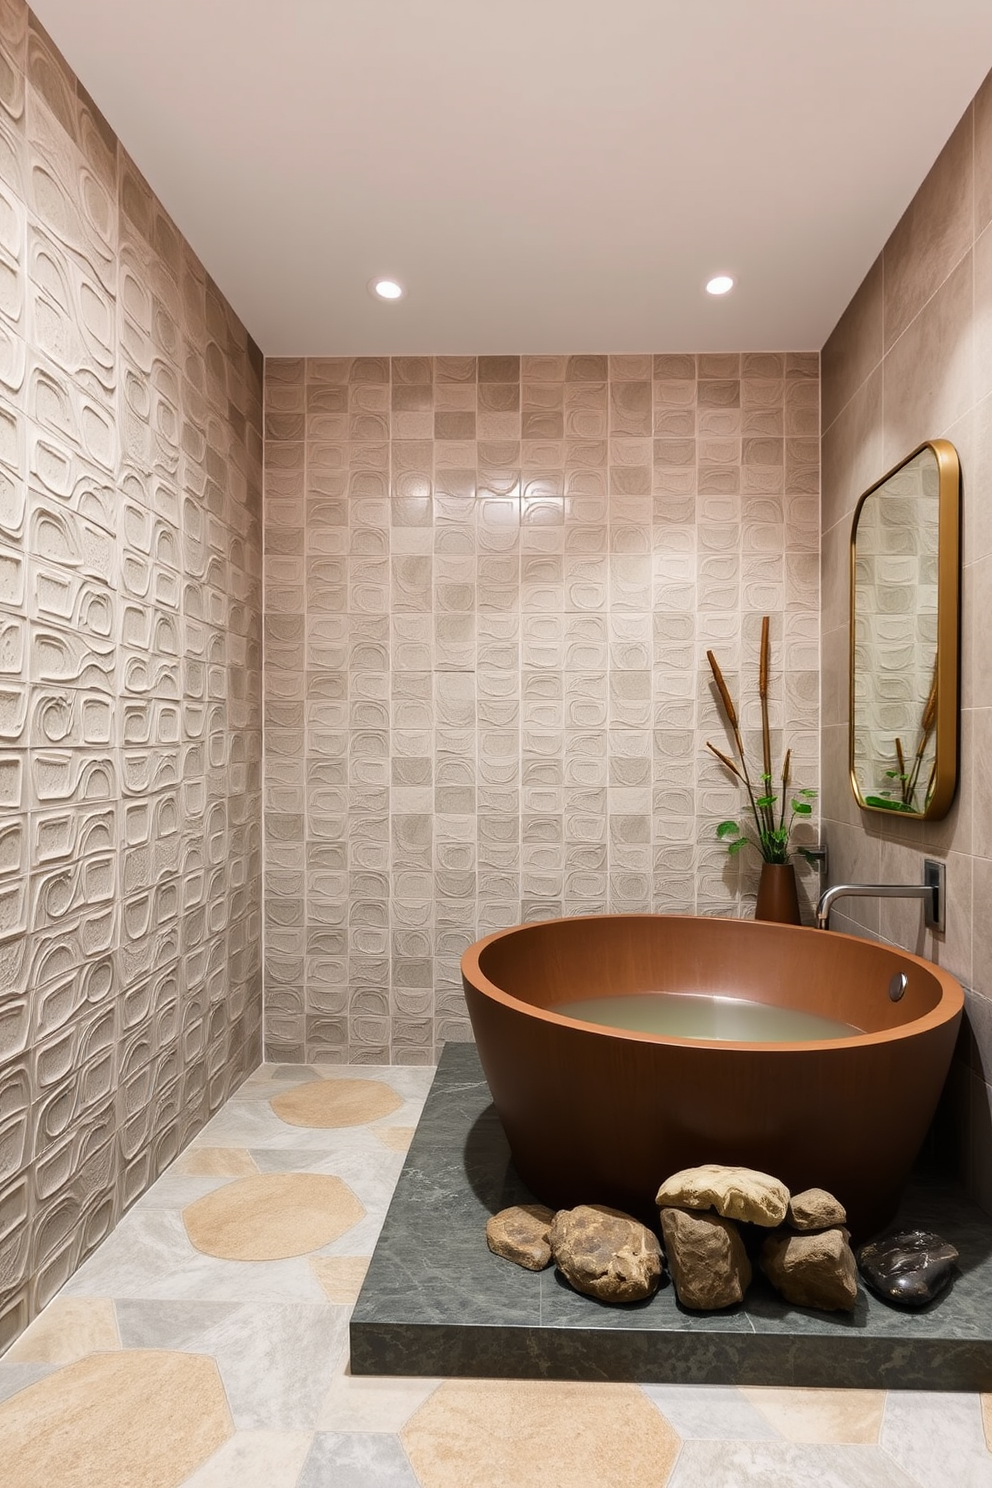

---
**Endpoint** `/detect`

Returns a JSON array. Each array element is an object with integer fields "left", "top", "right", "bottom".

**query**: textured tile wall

[
  {"left": 263, "top": 353, "right": 820, "bottom": 1065},
  {"left": 820, "top": 66, "right": 992, "bottom": 1211},
  {"left": 0, "top": 0, "right": 263, "bottom": 1348}
]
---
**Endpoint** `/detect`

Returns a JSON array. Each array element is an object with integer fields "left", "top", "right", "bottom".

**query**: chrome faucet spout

[{"left": 815, "top": 865, "right": 944, "bottom": 933}]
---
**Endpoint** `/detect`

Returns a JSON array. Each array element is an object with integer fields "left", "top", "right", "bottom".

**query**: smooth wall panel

[
  {"left": 0, "top": 0, "right": 263, "bottom": 1349},
  {"left": 820, "top": 66, "right": 992, "bottom": 1211},
  {"left": 263, "top": 353, "right": 820, "bottom": 1064}
]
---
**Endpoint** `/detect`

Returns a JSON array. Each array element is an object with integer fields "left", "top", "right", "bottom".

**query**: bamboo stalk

[
  {"left": 902, "top": 666, "right": 939, "bottom": 809},
  {"left": 705, "top": 650, "right": 762, "bottom": 840},
  {"left": 895, "top": 737, "right": 907, "bottom": 804},
  {"left": 706, "top": 740, "right": 745, "bottom": 781},
  {"left": 778, "top": 747, "right": 791, "bottom": 832},
  {"left": 706, "top": 650, "right": 738, "bottom": 729},
  {"left": 758, "top": 616, "right": 774, "bottom": 835}
]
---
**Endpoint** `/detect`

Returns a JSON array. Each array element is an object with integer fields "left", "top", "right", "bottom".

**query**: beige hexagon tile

[
  {"left": 173, "top": 1148, "right": 260, "bottom": 1178},
  {"left": 309, "top": 1256, "right": 370, "bottom": 1303},
  {"left": 739, "top": 1386, "right": 886, "bottom": 1443},
  {"left": 3, "top": 1298, "right": 120, "bottom": 1365},
  {"left": 183, "top": 1173, "right": 365, "bottom": 1260},
  {"left": 1, "top": 1350, "right": 233, "bottom": 1488},
  {"left": 318, "top": 1360, "right": 442, "bottom": 1433},
  {"left": 180, "top": 1429, "right": 313, "bottom": 1487},
  {"left": 401, "top": 1378, "right": 681, "bottom": 1487},
  {"left": 374, "top": 1126, "right": 416, "bottom": 1153},
  {"left": 271, "top": 1079, "right": 403, "bottom": 1129}
]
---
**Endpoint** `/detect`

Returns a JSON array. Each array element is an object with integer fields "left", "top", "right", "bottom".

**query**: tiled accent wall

[
  {"left": 0, "top": 0, "right": 263, "bottom": 1348},
  {"left": 263, "top": 353, "right": 820, "bottom": 1064},
  {"left": 820, "top": 66, "right": 992, "bottom": 1209}
]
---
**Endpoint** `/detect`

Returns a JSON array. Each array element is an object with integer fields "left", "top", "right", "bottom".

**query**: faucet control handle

[{"left": 923, "top": 859, "right": 945, "bottom": 934}]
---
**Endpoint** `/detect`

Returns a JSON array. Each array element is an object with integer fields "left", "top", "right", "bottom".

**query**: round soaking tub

[{"left": 460, "top": 914, "right": 964, "bottom": 1239}]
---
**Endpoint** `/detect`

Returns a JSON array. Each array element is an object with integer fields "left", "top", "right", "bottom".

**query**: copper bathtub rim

[{"left": 460, "top": 913, "right": 964, "bottom": 1055}]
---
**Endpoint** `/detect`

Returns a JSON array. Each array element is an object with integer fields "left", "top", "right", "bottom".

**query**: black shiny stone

[{"left": 857, "top": 1229, "right": 959, "bottom": 1309}]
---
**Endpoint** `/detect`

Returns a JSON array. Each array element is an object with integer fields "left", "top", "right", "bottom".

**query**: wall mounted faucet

[{"left": 816, "top": 859, "right": 946, "bottom": 933}]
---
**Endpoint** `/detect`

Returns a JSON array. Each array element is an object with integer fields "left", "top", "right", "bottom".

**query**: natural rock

[
  {"left": 760, "top": 1227, "right": 858, "bottom": 1311},
  {"left": 787, "top": 1188, "right": 847, "bottom": 1232},
  {"left": 656, "top": 1163, "right": 789, "bottom": 1227},
  {"left": 856, "top": 1229, "right": 959, "bottom": 1309},
  {"left": 659, "top": 1207, "right": 752, "bottom": 1311},
  {"left": 549, "top": 1204, "right": 663, "bottom": 1303},
  {"left": 486, "top": 1204, "right": 556, "bottom": 1271}
]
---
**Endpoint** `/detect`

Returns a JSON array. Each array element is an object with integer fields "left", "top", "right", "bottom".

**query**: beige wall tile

[
  {"left": 0, "top": 9, "right": 262, "bottom": 1354},
  {"left": 821, "top": 68, "right": 991, "bottom": 1206},
  {"left": 821, "top": 254, "right": 883, "bottom": 434},
  {"left": 883, "top": 109, "right": 974, "bottom": 353},
  {"left": 820, "top": 623, "right": 849, "bottom": 730},
  {"left": 819, "top": 519, "right": 851, "bottom": 638},
  {"left": 975, "top": 71, "right": 992, "bottom": 236},
  {"left": 264, "top": 353, "right": 820, "bottom": 1061},
  {"left": 882, "top": 252, "right": 974, "bottom": 465},
  {"left": 820, "top": 367, "right": 883, "bottom": 534},
  {"left": 972, "top": 224, "right": 992, "bottom": 404}
]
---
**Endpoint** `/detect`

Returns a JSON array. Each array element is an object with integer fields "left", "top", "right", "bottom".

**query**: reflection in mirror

[{"left": 850, "top": 440, "right": 959, "bottom": 821}]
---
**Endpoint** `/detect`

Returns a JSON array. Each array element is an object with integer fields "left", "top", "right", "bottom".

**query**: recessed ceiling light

[
  {"left": 705, "top": 275, "right": 735, "bottom": 296},
  {"left": 370, "top": 278, "right": 404, "bottom": 300}
]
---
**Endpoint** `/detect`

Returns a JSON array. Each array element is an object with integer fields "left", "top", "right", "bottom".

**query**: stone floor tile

[
  {"left": 271, "top": 1077, "right": 404, "bottom": 1129},
  {"left": 880, "top": 1391, "right": 992, "bottom": 1488},
  {"left": 116, "top": 1300, "right": 349, "bottom": 1432},
  {"left": 667, "top": 1439, "right": 925, "bottom": 1488},
  {"left": 299, "top": 1431, "right": 421, "bottom": 1488},
  {"left": 309, "top": 1256, "right": 370, "bottom": 1303},
  {"left": 739, "top": 1386, "right": 886, "bottom": 1443},
  {"left": 195, "top": 1301, "right": 351, "bottom": 1431},
  {"left": 375, "top": 1125, "right": 416, "bottom": 1152},
  {"left": 180, "top": 1429, "right": 313, "bottom": 1487},
  {"left": 183, "top": 1173, "right": 364, "bottom": 1260},
  {"left": 0, "top": 1363, "right": 56, "bottom": 1404},
  {"left": 401, "top": 1377, "right": 681, "bottom": 1487},
  {"left": 1, "top": 1349, "right": 232, "bottom": 1488},
  {"left": 61, "top": 1209, "right": 328, "bottom": 1304},
  {"left": 642, "top": 1383, "right": 779, "bottom": 1440},
  {"left": 311, "top": 1065, "right": 436, "bottom": 1102},
  {"left": 172, "top": 1148, "right": 260, "bottom": 1177},
  {"left": 3, "top": 1297, "right": 120, "bottom": 1364},
  {"left": 317, "top": 1359, "right": 441, "bottom": 1432}
]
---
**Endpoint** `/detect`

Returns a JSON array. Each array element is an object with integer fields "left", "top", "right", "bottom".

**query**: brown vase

[{"left": 755, "top": 861, "right": 801, "bottom": 924}]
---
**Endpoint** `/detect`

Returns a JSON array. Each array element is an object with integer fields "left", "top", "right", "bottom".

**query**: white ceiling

[{"left": 31, "top": 0, "right": 992, "bottom": 355}]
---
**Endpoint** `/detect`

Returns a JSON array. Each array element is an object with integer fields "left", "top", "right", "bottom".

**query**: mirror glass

[{"left": 850, "top": 440, "right": 960, "bottom": 820}]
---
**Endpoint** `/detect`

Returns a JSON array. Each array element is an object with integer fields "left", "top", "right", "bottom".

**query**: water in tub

[{"left": 553, "top": 993, "right": 862, "bottom": 1042}]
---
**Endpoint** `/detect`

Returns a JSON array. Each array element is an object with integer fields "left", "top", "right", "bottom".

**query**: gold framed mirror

[{"left": 849, "top": 439, "right": 960, "bottom": 820}]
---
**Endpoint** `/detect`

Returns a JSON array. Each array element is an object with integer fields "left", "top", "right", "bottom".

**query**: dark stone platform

[{"left": 350, "top": 1043, "right": 992, "bottom": 1388}]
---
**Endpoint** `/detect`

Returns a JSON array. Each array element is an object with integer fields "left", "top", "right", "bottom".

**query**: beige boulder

[
  {"left": 786, "top": 1188, "right": 847, "bottom": 1232},
  {"left": 655, "top": 1163, "right": 789, "bottom": 1227},
  {"left": 659, "top": 1207, "right": 752, "bottom": 1311},
  {"left": 486, "top": 1204, "right": 556, "bottom": 1270},
  {"left": 549, "top": 1204, "right": 663, "bottom": 1303},
  {"left": 760, "top": 1227, "right": 858, "bottom": 1312}
]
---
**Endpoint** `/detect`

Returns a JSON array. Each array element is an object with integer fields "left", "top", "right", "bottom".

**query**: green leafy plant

[{"left": 706, "top": 617, "right": 816, "bottom": 864}]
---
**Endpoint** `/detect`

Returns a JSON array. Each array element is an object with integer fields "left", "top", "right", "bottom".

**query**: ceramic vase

[{"left": 754, "top": 861, "right": 801, "bottom": 925}]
